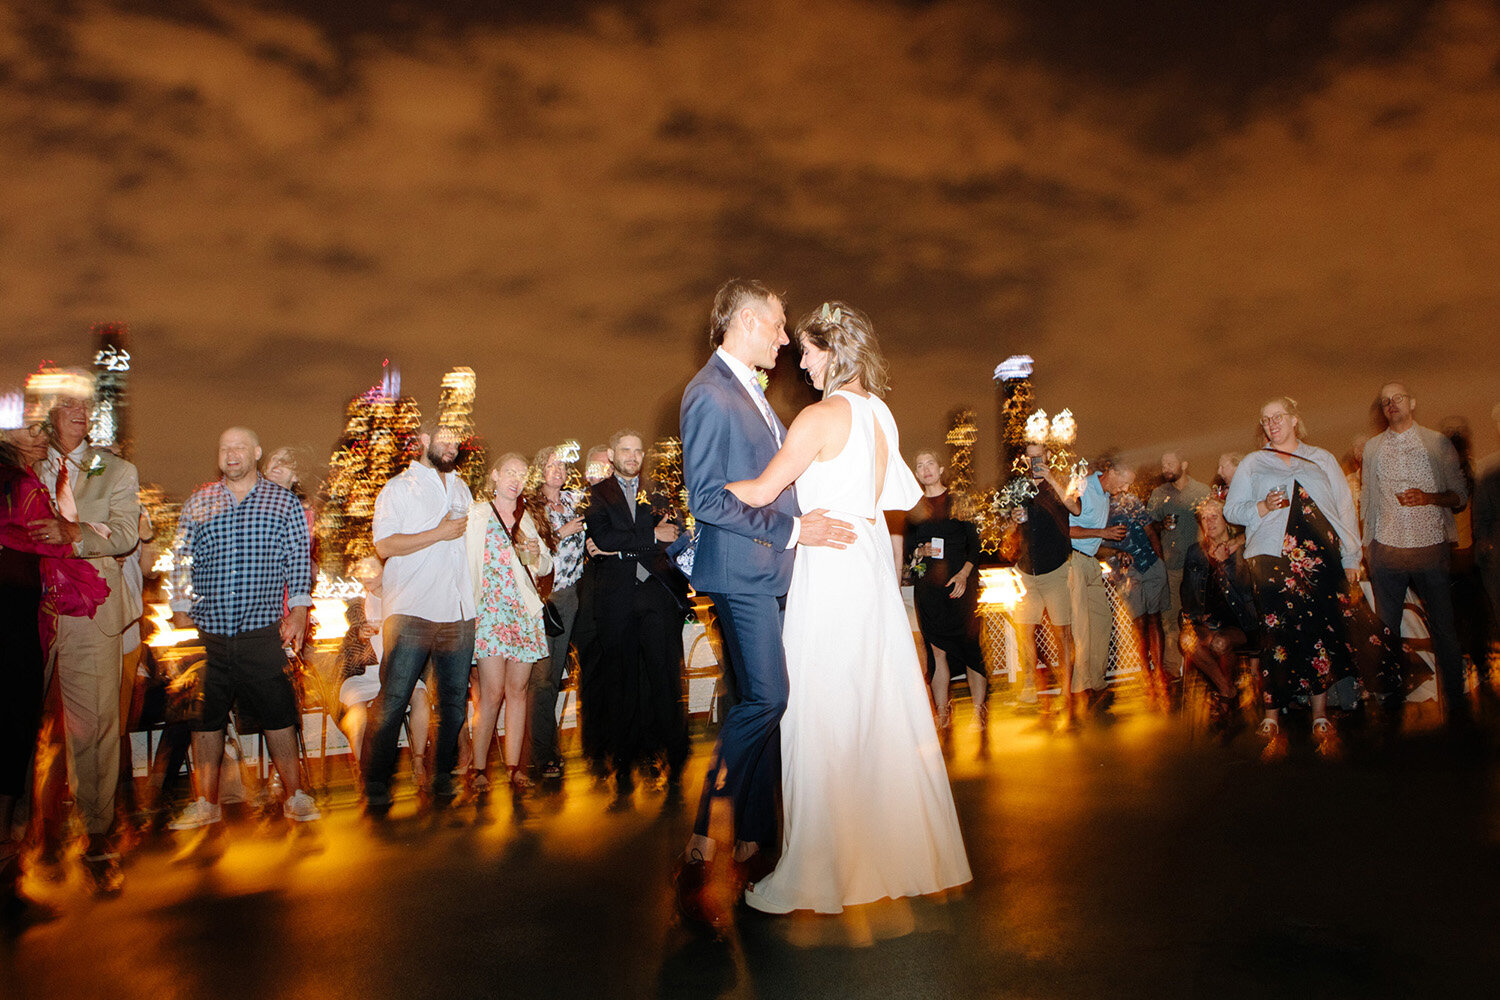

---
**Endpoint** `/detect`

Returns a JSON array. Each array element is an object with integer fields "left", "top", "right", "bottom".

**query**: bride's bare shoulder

[
  {"left": 801, "top": 393, "right": 851, "bottom": 419},
  {"left": 785, "top": 394, "right": 848, "bottom": 434}
]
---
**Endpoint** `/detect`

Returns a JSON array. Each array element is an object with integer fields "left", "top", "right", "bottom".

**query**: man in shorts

[
  {"left": 168, "top": 427, "right": 320, "bottom": 830},
  {"left": 1015, "top": 443, "right": 1081, "bottom": 727}
]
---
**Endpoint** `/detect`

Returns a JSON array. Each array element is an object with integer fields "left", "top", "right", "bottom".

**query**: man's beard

[
  {"left": 429, "top": 448, "right": 461, "bottom": 474},
  {"left": 1161, "top": 471, "right": 1180, "bottom": 483}
]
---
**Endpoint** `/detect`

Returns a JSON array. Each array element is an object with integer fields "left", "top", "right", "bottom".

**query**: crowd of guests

[
  {"left": 3, "top": 363, "right": 1499, "bottom": 928},
  {"left": 989, "top": 384, "right": 1500, "bottom": 765}
]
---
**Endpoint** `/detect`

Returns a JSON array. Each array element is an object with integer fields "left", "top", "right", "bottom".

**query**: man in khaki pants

[
  {"left": 1068, "top": 456, "right": 1128, "bottom": 715},
  {"left": 27, "top": 369, "right": 140, "bottom": 894}
]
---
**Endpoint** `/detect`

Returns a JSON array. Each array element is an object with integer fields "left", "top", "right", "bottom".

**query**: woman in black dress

[
  {"left": 904, "top": 450, "right": 987, "bottom": 732},
  {"left": 1179, "top": 498, "right": 1260, "bottom": 731}
]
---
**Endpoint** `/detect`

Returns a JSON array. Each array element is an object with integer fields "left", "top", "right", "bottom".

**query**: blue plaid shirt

[{"left": 170, "top": 476, "right": 314, "bottom": 635}]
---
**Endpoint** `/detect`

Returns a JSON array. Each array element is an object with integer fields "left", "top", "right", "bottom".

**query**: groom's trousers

[{"left": 694, "top": 591, "right": 788, "bottom": 850}]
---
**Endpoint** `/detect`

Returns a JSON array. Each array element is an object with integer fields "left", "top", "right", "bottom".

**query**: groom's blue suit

[{"left": 681, "top": 350, "right": 799, "bottom": 849}]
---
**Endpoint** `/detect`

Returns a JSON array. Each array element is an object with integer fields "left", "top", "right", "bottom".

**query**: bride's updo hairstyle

[{"left": 795, "top": 301, "right": 891, "bottom": 400}]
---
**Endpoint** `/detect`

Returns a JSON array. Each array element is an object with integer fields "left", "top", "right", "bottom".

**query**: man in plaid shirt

[{"left": 168, "top": 427, "right": 321, "bottom": 829}]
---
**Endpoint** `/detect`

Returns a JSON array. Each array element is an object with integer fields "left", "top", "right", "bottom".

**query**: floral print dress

[
  {"left": 1249, "top": 482, "right": 1383, "bottom": 710},
  {"left": 474, "top": 513, "right": 548, "bottom": 661}
]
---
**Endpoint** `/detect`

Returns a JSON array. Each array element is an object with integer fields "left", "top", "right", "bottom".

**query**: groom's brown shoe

[
  {"left": 730, "top": 849, "right": 779, "bottom": 894},
  {"left": 672, "top": 851, "right": 728, "bottom": 938}
]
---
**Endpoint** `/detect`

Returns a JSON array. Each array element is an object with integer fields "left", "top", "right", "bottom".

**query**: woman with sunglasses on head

[{"left": 1224, "top": 396, "right": 1361, "bottom": 760}]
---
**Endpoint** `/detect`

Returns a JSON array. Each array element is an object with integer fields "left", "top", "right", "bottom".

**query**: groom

[{"left": 676, "top": 278, "right": 854, "bottom": 927}]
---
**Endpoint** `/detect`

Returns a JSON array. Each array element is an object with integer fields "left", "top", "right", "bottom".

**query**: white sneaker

[
  {"left": 282, "top": 790, "right": 321, "bottom": 822},
  {"left": 169, "top": 796, "right": 223, "bottom": 830}
]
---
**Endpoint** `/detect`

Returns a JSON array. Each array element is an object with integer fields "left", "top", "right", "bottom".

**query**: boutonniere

[
  {"left": 754, "top": 370, "right": 769, "bottom": 391},
  {"left": 86, "top": 454, "right": 106, "bottom": 479}
]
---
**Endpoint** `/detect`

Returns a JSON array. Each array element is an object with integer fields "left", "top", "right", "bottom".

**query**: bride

[{"left": 727, "top": 301, "right": 971, "bottom": 914}]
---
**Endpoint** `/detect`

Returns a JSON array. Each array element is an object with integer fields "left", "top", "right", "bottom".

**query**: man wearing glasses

[
  {"left": 1360, "top": 382, "right": 1471, "bottom": 730},
  {"left": 26, "top": 370, "right": 141, "bottom": 894}
]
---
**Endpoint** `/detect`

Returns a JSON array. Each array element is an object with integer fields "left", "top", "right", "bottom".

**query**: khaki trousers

[
  {"left": 1162, "top": 567, "right": 1184, "bottom": 678},
  {"left": 47, "top": 615, "right": 123, "bottom": 837},
  {"left": 1067, "top": 552, "right": 1112, "bottom": 693}
]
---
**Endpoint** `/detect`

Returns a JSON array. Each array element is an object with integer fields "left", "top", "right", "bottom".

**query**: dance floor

[{"left": 5, "top": 698, "right": 1499, "bottom": 1000}]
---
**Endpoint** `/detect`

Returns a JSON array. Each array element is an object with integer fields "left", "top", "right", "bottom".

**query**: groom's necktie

[{"left": 748, "top": 377, "right": 780, "bottom": 445}]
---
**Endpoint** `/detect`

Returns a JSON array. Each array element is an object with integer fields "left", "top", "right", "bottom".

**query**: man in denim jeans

[
  {"left": 1361, "top": 382, "right": 1471, "bottom": 730},
  {"left": 365, "top": 424, "right": 476, "bottom": 816}
]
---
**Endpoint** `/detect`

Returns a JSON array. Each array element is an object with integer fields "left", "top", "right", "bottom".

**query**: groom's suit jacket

[{"left": 680, "top": 353, "right": 800, "bottom": 597}]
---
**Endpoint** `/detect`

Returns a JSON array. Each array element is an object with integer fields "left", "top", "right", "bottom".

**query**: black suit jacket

[{"left": 584, "top": 477, "right": 690, "bottom": 612}]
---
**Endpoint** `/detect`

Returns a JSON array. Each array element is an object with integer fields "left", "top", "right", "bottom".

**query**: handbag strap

[{"left": 491, "top": 499, "right": 545, "bottom": 595}]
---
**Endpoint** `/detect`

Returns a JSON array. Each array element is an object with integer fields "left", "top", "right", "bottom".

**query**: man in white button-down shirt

[
  {"left": 364, "top": 423, "right": 475, "bottom": 815},
  {"left": 1361, "top": 381, "right": 1471, "bottom": 729}
]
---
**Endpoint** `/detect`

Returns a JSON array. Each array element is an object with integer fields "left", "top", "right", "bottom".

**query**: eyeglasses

[
  {"left": 1379, "top": 393, "right": 1409, "bottom": 408},
  {"left": 1259, "top": 413, "right": 1291, "bottom": 427}
]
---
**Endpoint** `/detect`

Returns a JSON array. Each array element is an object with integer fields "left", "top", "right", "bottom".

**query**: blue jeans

[{"left": 364, "top": 614, "right": 475, "bottom": 799}]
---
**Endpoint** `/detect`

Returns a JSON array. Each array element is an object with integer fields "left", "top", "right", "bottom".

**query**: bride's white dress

[{"left": 744, "top": 389, "right": 972, "bottom": 915}]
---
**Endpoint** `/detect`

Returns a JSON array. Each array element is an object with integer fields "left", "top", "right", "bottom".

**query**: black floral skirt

[{"left": 1247, "top": 484, "right": 1361, "bottom": 711}]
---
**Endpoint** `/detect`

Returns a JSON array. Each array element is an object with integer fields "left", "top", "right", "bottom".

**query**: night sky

[{"left": 3, "top": 0, "right": 1498, "bottom": 495}]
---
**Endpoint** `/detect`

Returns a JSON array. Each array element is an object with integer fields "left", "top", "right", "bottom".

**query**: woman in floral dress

[
  {"left": 465, "top": 453, "right": 552, "bottom": 798},
  {"left": 1224, "top": 397, "right": 1363, "bottom": 759}
]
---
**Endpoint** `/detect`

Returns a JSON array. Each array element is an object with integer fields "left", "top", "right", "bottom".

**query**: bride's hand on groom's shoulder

[{"left": 799, "top": 509, "right": 856, "bottom": 549}]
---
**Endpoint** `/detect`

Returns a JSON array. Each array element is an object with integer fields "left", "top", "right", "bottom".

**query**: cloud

[{"left": 1, "top": 0, "right": 1498, "bottom": 495}]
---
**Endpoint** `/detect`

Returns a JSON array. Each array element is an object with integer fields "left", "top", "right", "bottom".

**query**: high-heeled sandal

[
  {"left": 1311, "top": 717, "right": 1342, "bottom": 759},
  {"left": 1257, "top": 717, "right": 1287, "bottom": 762},
  {"left": 935, "top": 700, "right": 953, "bottom": 730}
]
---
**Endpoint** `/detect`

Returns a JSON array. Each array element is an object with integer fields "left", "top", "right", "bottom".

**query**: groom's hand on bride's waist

[{"left": 798, "top": 509, "right": 856, "bottom": 549}]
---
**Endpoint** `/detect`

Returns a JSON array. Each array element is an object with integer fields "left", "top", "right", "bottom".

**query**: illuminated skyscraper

[
  {"left": 944, "top": 406, "right": 978, "bottom": 494},
  {"left": 437, "top": 367, "right": 487, "bottom": 497},
  {"left": 90, "top": 322, "right": 132, "bottom": 454},
  {"left": 993, "top": 354, "right": 1034, "bottom": 477},
  {"left": 437, "top": 366, "right": 476, "bottom": 436}
]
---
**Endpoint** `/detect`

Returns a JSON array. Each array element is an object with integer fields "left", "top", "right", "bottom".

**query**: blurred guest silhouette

[
  {"left": 1474, "top": 404, "right": 1500, "bottom": 682},
  {"left": 1, "top": 421, "right": 104, "bottom": 920},
  {"left": 529, "top": 445, "right": 586, "bottom": 785},
  {"left": 905, "top": 449, "right": 987, "bottom": 738}
]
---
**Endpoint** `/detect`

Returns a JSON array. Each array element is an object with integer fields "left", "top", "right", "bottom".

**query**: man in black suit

[{"left": 583, "top": 429, "right": 691, "bottom": 810}]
